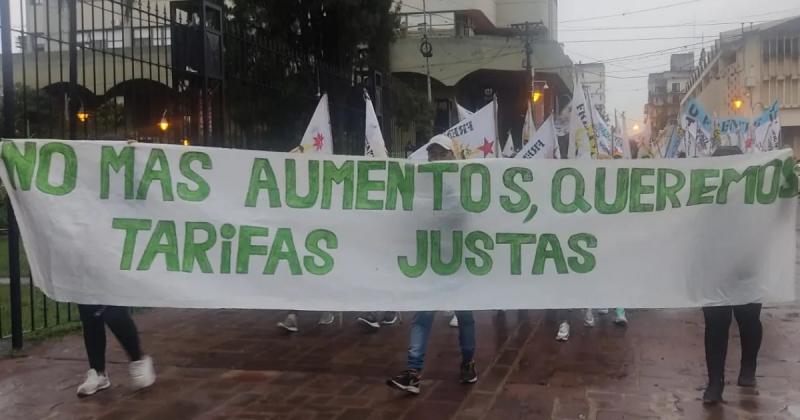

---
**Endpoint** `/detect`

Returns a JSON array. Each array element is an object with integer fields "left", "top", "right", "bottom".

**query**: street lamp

[
  {"left": 158, "top": 110, "right": 169, "bottom": 132},
  {"left": 76, "top": 99, "right": 89, "bottom": 123},
  {"left": 182, "top": 138, "right": 190, "bottom": 146},
  {"left": 76, "top": 106, "right": 89, "bottom": 123},
  {"left": 532, "top": 89, "right": 542, "bottom": 103},
  {"left": 732, "top": 98, "right": 744, "bottom": 111},
  {"left": 632, "top": 123, "right": 641, "bottom": 133}
]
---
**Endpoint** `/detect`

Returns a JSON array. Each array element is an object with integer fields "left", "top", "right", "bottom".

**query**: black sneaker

[
  {"left": 381, "top": 312, "right": 399, "bottom": 326},
  {"left": 460, "top": 360, "right": 478, "bottom": 384},
  {"left": 387, "top": 370, "right": 421, "bottom": 394},
  {"left": 357, "top": 314, "right": 380, "bottom": 330},
  {"left": 702, "top": 380, "right": 724, "bottom": 404},
  {"left": 737, "top": 367, "right": 757, "bottom": 387}
]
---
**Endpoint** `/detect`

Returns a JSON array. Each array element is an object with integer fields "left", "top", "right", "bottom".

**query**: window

[{"left": 671, "top": 82, "right": 680, "bottom": 93}]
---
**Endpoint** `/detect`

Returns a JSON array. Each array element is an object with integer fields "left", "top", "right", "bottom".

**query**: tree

[
  {"left": 223, "top": 0, "right": 404, "bottom": 151},
  {"left": 0, "top": 84, "right": 58, "bottom": 139}
]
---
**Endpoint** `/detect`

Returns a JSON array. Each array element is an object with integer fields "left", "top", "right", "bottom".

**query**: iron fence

[{"left": 0, "top": 0, "right": 405, "bottom": 348}]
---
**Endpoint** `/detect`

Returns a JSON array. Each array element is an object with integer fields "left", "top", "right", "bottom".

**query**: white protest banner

[
  {"left": 294, "top": 94, "right": 333, "bottom": 154},
  {"left": 1, "top": 139, "right": 796, "bottom": 310},
  {"left": 364, "top": 92, "right": 388, "bottom": 158},
  {"left": 409, "top": 101, "right": 498, "bottom": 161},
  {"left": 719, "top": 117, "right": 749, "bottom": 149},
  {"left": 517, "top": 115, "right": 558, "bottom": 159}
]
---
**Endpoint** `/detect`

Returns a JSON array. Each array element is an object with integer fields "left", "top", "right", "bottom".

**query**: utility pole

[
  {"left": 421, "top": 0, "right": 432, "bottom": 103},
  {"left": 511, "top": 21, "right": 541, "bottom": 123},
  {"left": 524, "top": 21, "right": 533, "bottom": 100}
]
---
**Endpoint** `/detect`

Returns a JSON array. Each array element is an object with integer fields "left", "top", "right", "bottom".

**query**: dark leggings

[
  {"left": 78, "top": 305, "right": 143, "bottom": 373},
  {"left": 702, "top": 303, "right": 762, "bottom": 383}
]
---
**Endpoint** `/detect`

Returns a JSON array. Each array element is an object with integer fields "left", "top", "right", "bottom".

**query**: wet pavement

[{"left": 1, "top": 305, "right": 800, "bottom": 419}]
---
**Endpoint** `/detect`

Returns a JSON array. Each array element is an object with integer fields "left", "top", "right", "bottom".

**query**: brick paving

[{"left": 1, "top": 306, "right": 800, "bottom": 419}]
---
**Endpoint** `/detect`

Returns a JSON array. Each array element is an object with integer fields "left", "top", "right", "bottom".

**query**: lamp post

[{"left": 530, "top": 79, "right": 549, "bottom": 125}]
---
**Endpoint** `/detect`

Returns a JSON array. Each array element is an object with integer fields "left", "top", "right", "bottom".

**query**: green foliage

[
  {"left": 224, "top": 0, "right": 401, "bottom": 150},
  {"left": 0, "top": 84, "right": 57, "bottom": 138},
  {"left": 94, "top": 100, "right": 125, "bottom": 132},
  {"left": 393, "top": 85, "right": 434, "bottom": 138}
]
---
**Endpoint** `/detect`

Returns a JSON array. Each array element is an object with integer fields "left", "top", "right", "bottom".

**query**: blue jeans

[{"left": 407, "top": 311, "right": 475, "bottom": 372}]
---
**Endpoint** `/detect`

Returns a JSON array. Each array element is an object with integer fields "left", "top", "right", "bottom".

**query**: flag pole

[
  {"left": 581, "top": 77, "right": 598, "bottom": 159},
  {"left": 493, "top": 93, "right": 500, "bottom": 158}
]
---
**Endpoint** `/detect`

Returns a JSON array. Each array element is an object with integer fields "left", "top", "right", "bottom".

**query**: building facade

[
  {"left": 390, "top": 0, "right": 572, "bottom": 150},
  {"left": 644, "top": 53, "right": 694, "bottom": 138},
  {"left": 683, "top": 17, "right": 800, "bottom": 156},
  {"left": 575, "top": 62, "right": 605, "bottom": 114}
]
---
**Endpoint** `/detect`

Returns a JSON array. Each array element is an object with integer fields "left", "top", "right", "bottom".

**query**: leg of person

[
  {"left": 76, "top": 305, "right": 111, "bottom": 396},
  {"left": 387, "top": 311, "right": 435, "bottom": 394},
  {"left": 702, "top": 306, "right": 733, "bottom": 404},
  {"left": 733, "top": 303, "right": 762, "bottom": 387},
  {"left": 455, "top": 311, "right": 477, "bottom": 384},
  {"left": 614, "top": 308, "right": 628, "bottom": 326},
  {"left": 583, "top": 308, "right": 595, "bottom": 327},
  {"left": 357, "top": 312, "right": 381, "bottom": 330},
  {"left": 555, "top": 309, "right": 570, "bottom": 341},
  {"left": 278, "top": 311, "right": 299, "bottom": 332},
  {"left": 102, "top": 306, "right": 155, "bottom": 390}
]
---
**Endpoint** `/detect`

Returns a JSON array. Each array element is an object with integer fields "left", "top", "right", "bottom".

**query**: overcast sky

[{"left": 557, "top": 0, "right": 800, "bottom": 128}]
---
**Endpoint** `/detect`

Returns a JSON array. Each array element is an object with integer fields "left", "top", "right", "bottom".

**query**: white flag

[
  {"left": 592, "top": 106, "right": 613, "bottom": 159},
  {"left": 364, "top": 92, "right": 388, "bottom": 158},
  {"left": 753, "top": 101, "right": 781, "bottom": 152},
  {"left": 408, "top": 101, "right": 498, "bottom": 161},
  {"left": 518, "top": 115, "right": 558, "bottom": 159},
  {"left": 456, "top": 103, "right": 473, "bottom": 122},
  {"left": 502, "top": 132, "right": 516, "bottom": 157},
  {"left": 568, "top": 75, "right": 594, "bottom": 160},
  {"left": 680, "top": 112, "right": 697, "bottom": 157},
  {"left": 522, "top": 104, "right": 534, "bottom": 146},
  {"left": 295, "top": 94, "right": 333, "bottom": 154}
]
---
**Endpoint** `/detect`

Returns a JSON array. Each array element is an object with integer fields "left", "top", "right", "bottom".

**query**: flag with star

[
  {"left": 295, "top": 94, "right": 333, "bottom": 155},
  {"left": 408, "top": 101, "right": 498, "bottom": 161}
]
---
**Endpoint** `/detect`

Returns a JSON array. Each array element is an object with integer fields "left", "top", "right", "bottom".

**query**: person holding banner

[
  {"left": 76, "top": 305, "right": 156, "bottom": 397},
  {"left": 702, "top": 145, "right": 763, "bottom": 405},
  {"left": 386, "top": 135, "right": 478, "bottom": 395}
]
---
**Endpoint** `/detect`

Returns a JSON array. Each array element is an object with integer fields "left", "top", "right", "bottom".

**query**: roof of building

[{"left": 720, "top": 15, "right": 800, "bottom": 42}]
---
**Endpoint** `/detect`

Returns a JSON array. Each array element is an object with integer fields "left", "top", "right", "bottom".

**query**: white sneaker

[
  {"left": 278, "top": 314, "right": 299, "bottom": 332},
  {"left": 357, "top": 314, "right": 380, "bottom": 330},
  {"left": 449, "top": 314, "right": 459, "bottom": 328},
  {"left": 597, "top": 308, "right": 609, "bottom": 315},
  {"left": 556, "top": 321, "right": 570, "bottom": 341},
  {"left": 583, "top": 309, "right": 595, "bottom": 327},
  {"left": 614, "top": 308, "right": 628, "bottom": 326},
  {"left": 129, "top": 356, "right": 156, "bottom": 390},
  {"left": 77, "top": 369, "right": 111, "bottom": 397},
  {"left": 318, "top": 312, "right": 336, "bottom": 325}
]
